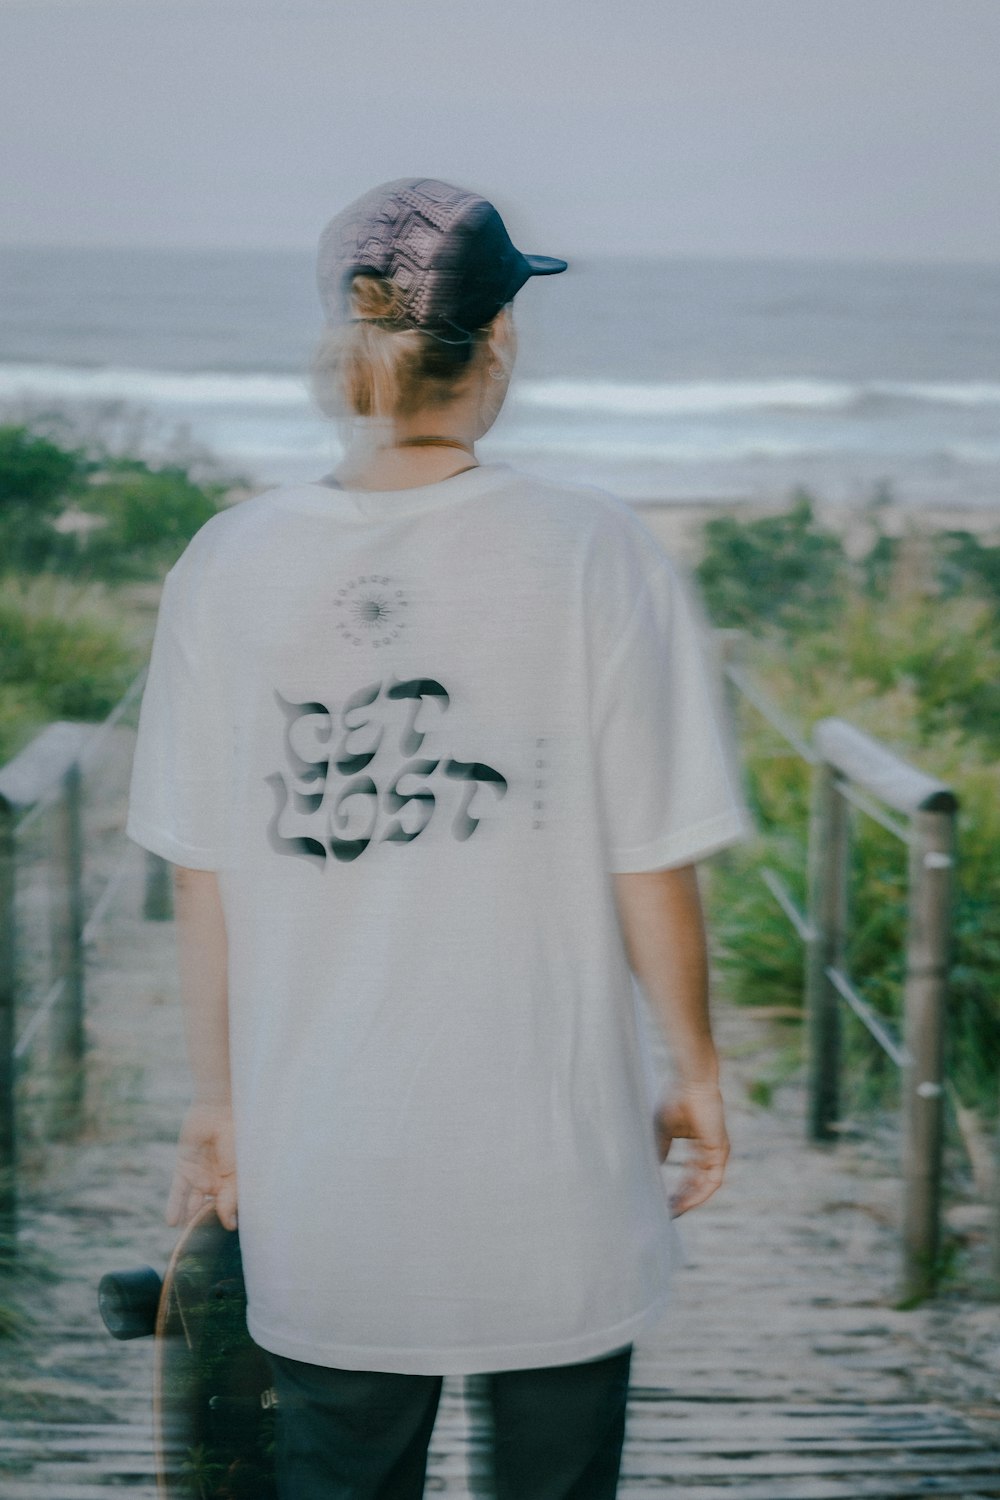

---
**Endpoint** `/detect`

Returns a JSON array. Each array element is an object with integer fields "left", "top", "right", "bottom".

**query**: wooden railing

[
  {"left": 719, "top": 631, "right": 962, "bottom": 1304},
  {"left": 0, "top": 670, "right": 147, "bottom": 1255}
]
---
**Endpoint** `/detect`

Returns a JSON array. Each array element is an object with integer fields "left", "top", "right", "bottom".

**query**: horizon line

[{"left": 1, "top": 241, "right": 998, "bottom": 272}]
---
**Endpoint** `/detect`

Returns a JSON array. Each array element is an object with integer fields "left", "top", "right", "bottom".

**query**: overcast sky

[{"left": 3, "top": 0, "right": 999, "bottom": 261}]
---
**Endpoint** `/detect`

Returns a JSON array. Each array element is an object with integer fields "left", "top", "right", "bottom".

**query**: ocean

[{"left": 2, "top": 245, "right": 999, "bottom": 510}]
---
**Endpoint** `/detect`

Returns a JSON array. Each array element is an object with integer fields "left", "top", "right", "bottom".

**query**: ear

[{"left": 485, "top": 303, "right": 517, "bottom": 371}]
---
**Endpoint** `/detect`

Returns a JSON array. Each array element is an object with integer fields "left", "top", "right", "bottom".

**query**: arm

[
  {"left": 165, "top": 866, "right": 238, "bottom": 1230},
  {"left": 612, "top": 863, "right": 729, "bottom": 1215}
]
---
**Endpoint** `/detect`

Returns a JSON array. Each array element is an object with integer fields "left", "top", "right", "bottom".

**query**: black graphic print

[{"left": 265, "top": 675, "right": 509, "bottom": 864}]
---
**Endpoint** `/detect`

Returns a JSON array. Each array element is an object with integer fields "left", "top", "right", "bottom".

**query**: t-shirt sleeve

[
  {"left": 592, "top": 550, "right": 756, "bottom": 873},
  {"left": 125, "top": 555, "right": 232, "bottom": 871}
]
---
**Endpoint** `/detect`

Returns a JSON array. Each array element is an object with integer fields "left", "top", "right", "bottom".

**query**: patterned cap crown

[{"left": 317, "top": 178, "right": 567, "bottom": 341}]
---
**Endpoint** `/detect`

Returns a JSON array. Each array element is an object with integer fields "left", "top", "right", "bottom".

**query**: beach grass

[{"left": 691, "top": 492, "right": 1000, "bottom": 1130}]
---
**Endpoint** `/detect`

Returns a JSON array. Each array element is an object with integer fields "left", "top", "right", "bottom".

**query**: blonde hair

[{"left": 309, "top": 273, "right": 514, "bottom": 423}]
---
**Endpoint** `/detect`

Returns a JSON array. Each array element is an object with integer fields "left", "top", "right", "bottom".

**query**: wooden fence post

[
  {"left": 805, "top": 760, "right": 848, "bottom": 1142},
  {"left": 0, "top": 722, "right": 92, "bottom": 1247},
  {"left": 48, "top": 759, "right": 86, "bottom": 1141},
  {"left": 993, "top": 1079, "right": 1000, "bottom": 1296},
  {"left": 0, "top": 796, "right": 17, "bottom": 1256},
  {"left": 900, "top": 801, "right": 955, "bottom": 1302}
]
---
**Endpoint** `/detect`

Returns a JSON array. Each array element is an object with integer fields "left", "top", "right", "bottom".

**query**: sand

[{"left": 630, "top": 496, "right": 1000, "bottom": 570}]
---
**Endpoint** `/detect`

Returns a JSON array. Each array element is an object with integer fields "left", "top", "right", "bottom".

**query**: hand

[
  {"left": 655, "top": 1083, "right": 729, "bottom": 1217},
  {"left": 166, "top": 1101, "right": 238, "bottom": 1231}
]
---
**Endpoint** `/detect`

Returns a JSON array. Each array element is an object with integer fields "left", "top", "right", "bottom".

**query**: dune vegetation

[
  {"left": 696, "top": 489, "right": 1000, "bottom": 1128},
  {"left": 0, "top": 418, "right": 238, "bottom": 765}
]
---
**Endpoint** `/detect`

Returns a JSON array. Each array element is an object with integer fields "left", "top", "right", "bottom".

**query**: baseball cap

[{"left": 316, "top": 178, "right": 568, "bottom": 345}]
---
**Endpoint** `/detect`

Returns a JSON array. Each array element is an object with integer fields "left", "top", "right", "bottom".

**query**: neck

[
  {"left": 391, "top": 408, "right": 480, "bottom": 451},
  {"left": 333, "top": 436, "right": 480, "bottom": 492},
  {"left": 393, "top": 435, "right": 475, "bottom": 455},
  {"left": 334, "top": 401, "right": 488, "bottom": 491}
]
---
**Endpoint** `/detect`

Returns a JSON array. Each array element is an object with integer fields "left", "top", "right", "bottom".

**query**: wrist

[
  {"left": 670, "top": 1035, "right": 719, "bottom": 1086},
  {"left": 191, "top": 1090, "right": 232, "bottom": 1109},
  {"left": 674, "top": 1062, "right": 721, "bottom": 1091}
]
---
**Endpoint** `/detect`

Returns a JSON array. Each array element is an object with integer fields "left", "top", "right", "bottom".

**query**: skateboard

[{"left": 98, "top": 1202, "right": 278, "bottom": 1498}]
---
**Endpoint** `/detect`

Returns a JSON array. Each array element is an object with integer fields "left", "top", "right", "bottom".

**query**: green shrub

[
  {"left": 0, "top": 425, "right": 88, "bottom": 572},
  {"left": 696, "top": 488, "right": 849, "bottom": 634},
  {"left": 73, "top": 458, "right": 228, "bottom": 581},
  {"left": 699, "top": 491, "right": 1000, "bottom": 1122},
  {"left": 935, "top": 529, "right": 1000, "bottom": 604},
  {"left": 0, "top": 417, "right": 236, "bottom": 584},
  {"left": 0, "top": 420, "right": 241, "bottom": 764},
  {"left": 0, "top": 575, "right": 142, "bottom": 764}
]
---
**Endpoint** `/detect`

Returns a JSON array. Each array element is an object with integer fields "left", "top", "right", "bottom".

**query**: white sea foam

[
  {"left": 885, "top": 382, "right": 1000, "bottom": 406},
  {"left": 0, "top": 363, "right": 310, "bottom": 407},
  {"left": 3, "top": 364, "right": 1000, "bottom": 419},
  {"left": 487, "top": 432, "right": 839, "bottom": 462},
  {"left": 512, "top": 378, "right": 859, "bottom": 416},
  {"left": 513, "top": 377, "right": 1000, "bottom": 416},
  {"left": 942, "top": 441, "right": 1000, "bottom": 464}
]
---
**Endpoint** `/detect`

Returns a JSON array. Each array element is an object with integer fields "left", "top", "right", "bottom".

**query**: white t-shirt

[{"left": 125, "top": 461, "right": 755, "bottom": 1376}]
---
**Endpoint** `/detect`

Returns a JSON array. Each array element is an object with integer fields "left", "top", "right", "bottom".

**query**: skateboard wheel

[{"left": 98, "top": 1265, "right": 163, "bottom": 1339}]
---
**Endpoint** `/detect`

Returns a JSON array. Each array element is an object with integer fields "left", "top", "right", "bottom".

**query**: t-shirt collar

[{"left": 280, "top": 461, "right": 513, "bottom": 520}]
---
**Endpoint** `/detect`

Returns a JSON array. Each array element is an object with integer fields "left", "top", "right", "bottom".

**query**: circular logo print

[{"left": 334, "top": 575, "right": 410, "bottom": 648}]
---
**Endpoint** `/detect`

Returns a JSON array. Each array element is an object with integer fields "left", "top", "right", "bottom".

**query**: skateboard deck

[{"left": 99, "top": 1203, "right": 277, "bottom": 1499}]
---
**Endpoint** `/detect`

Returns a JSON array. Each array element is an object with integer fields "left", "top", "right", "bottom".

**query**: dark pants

[{"left": 263, "top": 1342, "right": 633, "bottom": 1499}]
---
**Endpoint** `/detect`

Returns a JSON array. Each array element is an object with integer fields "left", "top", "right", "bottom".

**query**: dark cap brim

[{"left": 523, "top": 254, "right": 568, "bottom": 275}]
